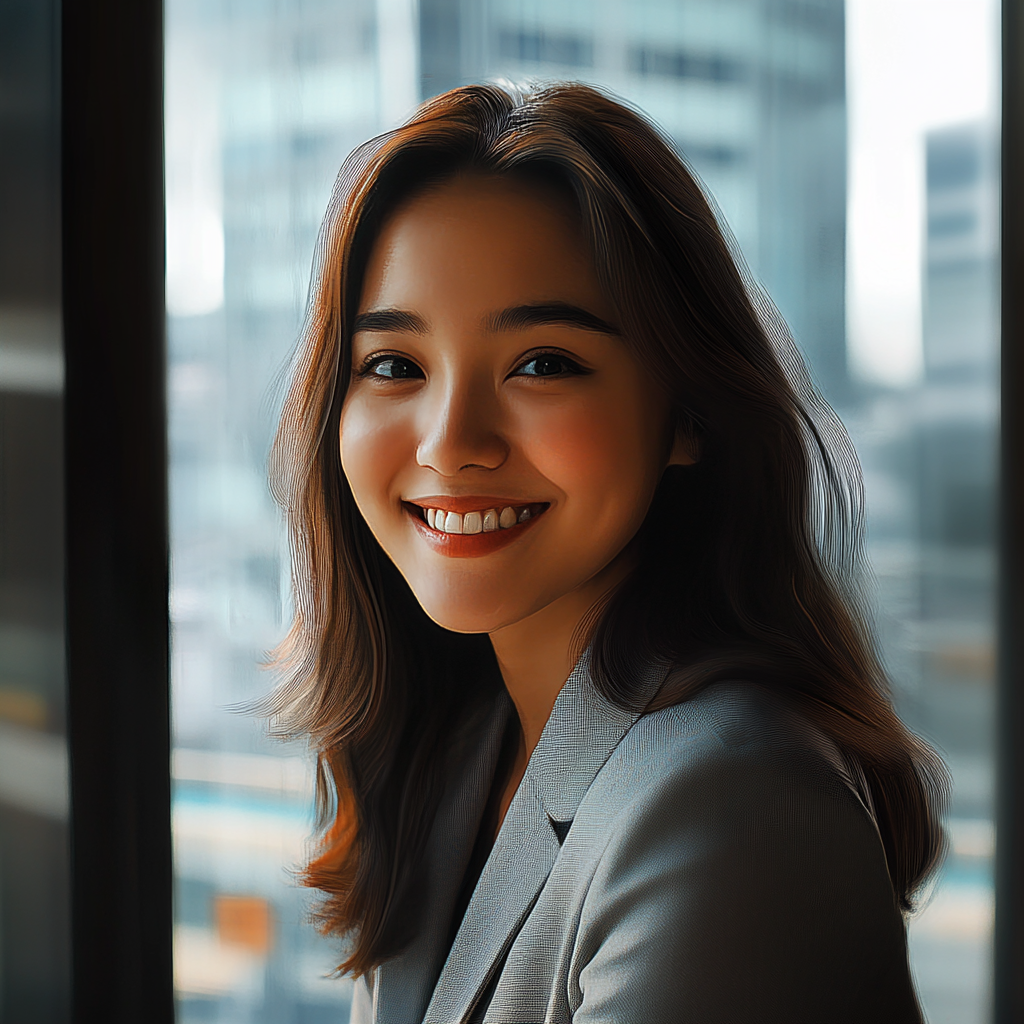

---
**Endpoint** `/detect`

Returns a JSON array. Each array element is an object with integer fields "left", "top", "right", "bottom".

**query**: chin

[
  {"left": 406, "top": 576, "right": 528, "bottom": 635},
  {"left": 414, "top": 593, "right": 510, "bottom": 635}
]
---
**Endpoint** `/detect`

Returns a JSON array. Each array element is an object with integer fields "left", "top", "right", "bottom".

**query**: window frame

[
  {"left": 62, "top": 0, "right": 173, "bottom": 1019},
  {"left": 996, "top": 2, "right": 1023, "bottom": 1021},
  {"left": 59, "top": 0, "right": 1021, "bottom": 1019}
]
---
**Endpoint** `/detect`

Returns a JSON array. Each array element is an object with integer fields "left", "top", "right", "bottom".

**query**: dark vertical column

[
  {"left": 997, "top": 1, "right": 1023, "bottom": 1021},
  {"left": 61, "top": 0, "right": 172, "bottom": 1020}
]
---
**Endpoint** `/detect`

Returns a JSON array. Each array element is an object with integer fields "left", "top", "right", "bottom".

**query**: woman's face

[{"left": 340, "top": 173, "right": 692, "bottom": 634}]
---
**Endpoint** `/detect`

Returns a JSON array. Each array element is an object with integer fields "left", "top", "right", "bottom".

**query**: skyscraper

[
  {"left": 894, "top": 118, "right": 999, "bottom": 1024},
  {"left": 418, "top": 0, "right": 848, "bottom": 399},
  {"left": 918, "top": 123, "right": 997, "bottom": 593}
]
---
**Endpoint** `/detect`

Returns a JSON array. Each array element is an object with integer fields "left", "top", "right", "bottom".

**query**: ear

[{"left": 667, "top": 423, "right": 700, "bottom": 467}]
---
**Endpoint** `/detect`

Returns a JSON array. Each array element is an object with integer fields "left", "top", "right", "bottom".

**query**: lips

[{"left": 403, "top": 497, "right": 550, "bottom": 557}]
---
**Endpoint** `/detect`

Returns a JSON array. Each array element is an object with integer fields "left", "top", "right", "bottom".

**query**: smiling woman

[
  {"left": 342, "top": 172, "right": 696, "bottom": 833},
  {"left": 267, "top": 82, "right": 948, "bottom": 1023}
]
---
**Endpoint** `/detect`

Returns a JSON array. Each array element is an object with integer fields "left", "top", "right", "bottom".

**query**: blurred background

[
  {"left": 164, "top": 1, "right": 1000, "bottom": 1021},
  {"left": 0, "top": 0, "right": 69, "bottom": 1020},
  {"left": 0, "top": 0, "right": 1000, "bottom": 1021}
]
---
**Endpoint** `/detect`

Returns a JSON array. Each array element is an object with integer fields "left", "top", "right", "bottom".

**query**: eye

[
  {"left": 513, "top": 353, "right": 588, "bottom": 378},
  {"left": 361, "top": 355, "right": 425, "bottom": 380}
]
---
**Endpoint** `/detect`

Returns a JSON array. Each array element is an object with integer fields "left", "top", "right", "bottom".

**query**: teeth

[{"left": 421, "top": 504, "right": 537, "bottom": 532}]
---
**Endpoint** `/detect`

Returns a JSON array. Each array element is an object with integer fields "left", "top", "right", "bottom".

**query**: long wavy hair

[{"left": 266, "top": 81, "right": 948, "bottom": 976}]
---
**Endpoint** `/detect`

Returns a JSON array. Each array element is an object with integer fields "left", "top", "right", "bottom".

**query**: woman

[{"left": 268, "top": 82, "right": 948, "bottom": 1023}]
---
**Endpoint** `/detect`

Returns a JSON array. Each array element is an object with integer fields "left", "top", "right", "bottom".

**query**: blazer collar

[
  {"left": 424, "top": 651, "right": 668, "bottom": 1023},
  {"left": 372, "top": 691, "right": 513, "bottom": 1024},
  {"left": 527, "top": 649, "right": 667, "bottom": 823}
]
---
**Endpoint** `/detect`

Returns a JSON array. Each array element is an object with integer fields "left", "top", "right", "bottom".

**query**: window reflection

[
  {"left": 167, "top": 2, "right": 998, "bottom": 1022},
  {"left": 0, "top": 0, "right": 69, "bottom": 1020}
]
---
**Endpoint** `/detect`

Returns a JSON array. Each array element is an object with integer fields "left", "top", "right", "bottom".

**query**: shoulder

[
  {"left": 591, "top": 679, "right": 871, "bottom": 824},
  {"left": 573, "top": 678, "right": 899, "bottom": 954},
  {"left": 563, "top": 682, "right": 919, "bottom": 1022},
  {"left": 634, "top": 676, "right": 845, "bottom": 756}
]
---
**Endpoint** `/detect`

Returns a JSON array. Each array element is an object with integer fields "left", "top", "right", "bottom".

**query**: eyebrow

[
  {"left": 487, "top": 302, "right": 619, "bottom": 335},
  {"left": 352, "top": 302, "right": 619, "bottom": 337},
  {"left": 352, "top": 309, "right": 429, "bottom": 334}
]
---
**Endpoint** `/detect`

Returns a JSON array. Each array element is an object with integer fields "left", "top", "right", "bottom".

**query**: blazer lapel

[
  {"left": 424, "top": 653, "right": 669, "bottom": 1023},
  {"left": 373, "top": 692, "right": 513, "bottom": 1024},
  {"left": 423, "top": 772, "right": 561, "bottom": 1024},
  {"left": 528, "top": 654, "right": 667, "bottom": 823}
]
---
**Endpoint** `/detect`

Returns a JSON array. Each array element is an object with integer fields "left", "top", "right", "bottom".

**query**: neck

[{"left": 488, "top": 552, "right": 635, "bottom": 760}]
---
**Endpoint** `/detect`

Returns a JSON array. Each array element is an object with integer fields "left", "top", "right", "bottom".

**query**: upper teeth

[{"left": 424, "top": 505, "right": 535, "bottom": 534}]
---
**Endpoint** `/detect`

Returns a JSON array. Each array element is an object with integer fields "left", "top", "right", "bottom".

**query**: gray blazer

[{"left": 350, "top": 657, "right": 924, "bottom": 1024}]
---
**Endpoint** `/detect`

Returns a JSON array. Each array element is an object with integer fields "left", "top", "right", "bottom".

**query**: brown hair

[{"left": 267, "top": 81, "right": 948, "bottom": 976}]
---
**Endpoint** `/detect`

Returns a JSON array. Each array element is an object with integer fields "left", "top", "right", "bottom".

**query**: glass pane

[
  {"left": 167, "top": 1, "right": 998, "bottom": 1021},
  {"left": 845, "top": 4, "right": 999, "bottom": 1021},
  {"left": 166, "top": 2, "right": 382, "bottom": 1018},
  {"left": 0, "top": 0, "right": 70, "bottom": 1021}
]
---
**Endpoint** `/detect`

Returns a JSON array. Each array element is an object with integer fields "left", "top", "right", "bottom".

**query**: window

[
  {"left": 164, "top": 4, "right": 1000, "bottom": 1022},
  {"left": 5, "top": 0, "right": 1014, "bottom": 1020}
]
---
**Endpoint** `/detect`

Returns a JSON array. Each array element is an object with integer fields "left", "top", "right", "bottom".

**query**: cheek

[
  {"left": 517, "top": 391, "right": 663, "bottom": 504},
  {"left": 339, "top": 397, "right": 412, "bottom": 515}
]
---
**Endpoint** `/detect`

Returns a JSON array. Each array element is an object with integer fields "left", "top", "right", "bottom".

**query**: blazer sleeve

[{"left": 568, "top": 732, "right": 924, "bottom": 1024}]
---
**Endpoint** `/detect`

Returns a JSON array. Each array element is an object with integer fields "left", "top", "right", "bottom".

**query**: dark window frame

[
  {"left": 62, "top": 0, "right": 173, "bottom": 1020},
  {"left": 58, "top": 0, "right": 1022, "bottom": 1020},
  {"left": 997, "top": 2, "right": 1023, "bottom": 1022}
]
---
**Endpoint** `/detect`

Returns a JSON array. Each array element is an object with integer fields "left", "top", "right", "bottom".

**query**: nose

[{"left": 416, "top": 374, "right": 509, "bottom": 476}]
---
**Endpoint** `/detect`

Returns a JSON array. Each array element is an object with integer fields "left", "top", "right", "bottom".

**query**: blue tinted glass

[{"left": 167, "top": 2, "right": 999, "bottom": 1021}]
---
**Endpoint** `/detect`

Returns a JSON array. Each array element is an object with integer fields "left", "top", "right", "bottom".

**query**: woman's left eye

[{"left": 513, "top": 354, "right": 586, "bottom": 378}]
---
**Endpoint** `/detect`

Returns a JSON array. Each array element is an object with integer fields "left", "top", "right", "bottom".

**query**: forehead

[{"left": 358, "top": 173, "right": 608, "bottom": 319}]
